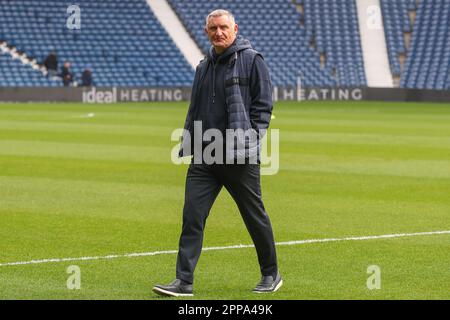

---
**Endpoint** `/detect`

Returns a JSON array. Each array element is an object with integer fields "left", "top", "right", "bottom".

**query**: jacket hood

[{"left": 208, "top": 35, "right": 253, "bottom": 62}]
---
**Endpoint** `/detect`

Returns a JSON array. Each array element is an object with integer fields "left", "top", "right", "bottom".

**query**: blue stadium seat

[
  {"left": 169, "top": 0, "right": 341, "bottom": 87},
  {"left": 396, "top": 0, "right": 450, "bottom": 89},
  {"left": 0, "top": 0, "right": 194, "bottom": 87},
  {"left": 380, "top": 0, "right": 414, "bottom": 77}
]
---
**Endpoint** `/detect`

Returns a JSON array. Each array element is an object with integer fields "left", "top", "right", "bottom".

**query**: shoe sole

[
  {"left": 252, "top": 279, "right": 283, "bottom": 293},
  {"left": 152, "top": 286, "right": 194, "bottom": 297}
]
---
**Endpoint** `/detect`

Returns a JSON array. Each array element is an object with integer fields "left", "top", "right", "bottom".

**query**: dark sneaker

[
  {"left": 152, "top": 279, "right": 193, "bottom": 297},
  {"left": 252, "top": 272, "right": 283, "bottom": 293}
]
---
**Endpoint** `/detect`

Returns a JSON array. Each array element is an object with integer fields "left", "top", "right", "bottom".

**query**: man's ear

[
  {"left": 234, "top": 23, "right": 238, "bottom": 34},
  {"left": 204, "top": 26, "right": 208, "bottom": 35}
]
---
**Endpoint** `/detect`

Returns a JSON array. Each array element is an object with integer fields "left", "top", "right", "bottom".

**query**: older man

[{"left": 153, "top": 9, "right": 281, "bottom": 297}]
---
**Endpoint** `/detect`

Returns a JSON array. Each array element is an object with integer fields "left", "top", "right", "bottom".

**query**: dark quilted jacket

[{"left": 179, "top": 36, "right": 273, "bottom": 161}]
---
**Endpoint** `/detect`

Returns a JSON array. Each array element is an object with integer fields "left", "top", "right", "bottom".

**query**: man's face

[{"left": 205, "top": 15, "right": 238, "bottom": 53}]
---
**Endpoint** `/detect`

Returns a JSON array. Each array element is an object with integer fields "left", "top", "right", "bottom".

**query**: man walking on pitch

[{"left": 153, "top": 9, "right": 281, "bottom": 297}]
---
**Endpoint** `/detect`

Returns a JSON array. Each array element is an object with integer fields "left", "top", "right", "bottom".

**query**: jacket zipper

[{"left": 212, "top": 61, "right": 216, "bottom": 104}]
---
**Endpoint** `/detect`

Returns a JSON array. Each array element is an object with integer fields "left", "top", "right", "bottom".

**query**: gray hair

[{"left": 205, "top": 9, "right": 235, "bottom": 26}]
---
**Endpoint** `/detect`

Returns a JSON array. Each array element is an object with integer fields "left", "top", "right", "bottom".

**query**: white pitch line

[{"left": 1, "top": 230, "right": 449, "bottom": 267}]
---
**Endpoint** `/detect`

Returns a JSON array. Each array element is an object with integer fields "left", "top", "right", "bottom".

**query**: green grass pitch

[{"left": 0, "top": 100, "right": 449, "bottom": 299}]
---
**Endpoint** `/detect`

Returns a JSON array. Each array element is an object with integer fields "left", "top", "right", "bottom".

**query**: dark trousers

[{"left": 176, "top": 163, "right": 278, "bottom": 284}]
